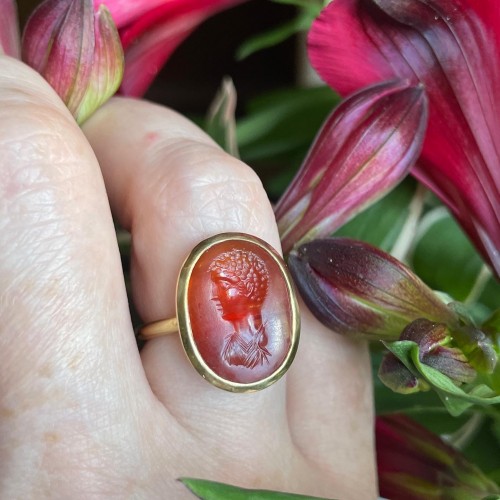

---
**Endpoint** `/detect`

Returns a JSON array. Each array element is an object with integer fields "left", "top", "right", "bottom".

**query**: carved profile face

[{"left": 209, "top": 249, "right": 269, "bottom": 322}]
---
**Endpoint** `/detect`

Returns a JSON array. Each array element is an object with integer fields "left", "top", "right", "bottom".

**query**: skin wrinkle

[
  {"left": 136, "top": 342, "right": 209, "bottom": 438},
  {"left": 0, "top": 141, "right": 117, "bottom": 380},
  {"left": 1, "top": 152, "right": 122, "bottom": 393},
  {"left": 142, "top": 155, "right": 273, "bottom": 243},
  {"left": 0, "top": 88, "right": 65, "bottom": 113},
  {"left": 151, "top": 164, "right": 241, "bottom": 214},
  {"left": 27, "top": 380, "right": 145, "bottom": 497},
  {"left": 1, "top": 116, "right": 78, "bottom": 160},
  {"left": 184, "top": 385, "right": 289, "bottom": 442},
  {"left": 285, "top": 306, "right": 375, "bottom": 490},
  {"left": 38, "top": 433, "right": 131, "bottom": 498},
  {"left": 1, "top": 199, "right": 96, "bottom": 311},
  {"left": 0, "top": 144, "right": 96, "bottom": 229},
  {"left": 182, "top": 179, "right": 271, "bottom": 236},
  {"left": 142, "top": 115, "right": 217, "bottom": 159}
]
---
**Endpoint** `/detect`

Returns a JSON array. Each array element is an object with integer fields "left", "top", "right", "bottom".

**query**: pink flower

[
  {"left": 275, "top": 80, "right": 428, "bottom": 253},
  {"left": 95, "top": 0, "right": 246, "bottom": 96},
  {"left": 376, "top": 414, "right": 499, "bottom": 499},
  {"left": 0, "top": 0, "right": 20, "bottom": 58},
  {"left": 22, "top": 0, "right": 123, "bottom": 124},
  {"left": 308, "top": 0, "right": 500, "bottom": 278}
]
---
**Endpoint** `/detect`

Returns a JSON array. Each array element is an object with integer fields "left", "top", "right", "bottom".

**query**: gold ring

[{"left": 139, "top": 232, "right": 300, "bottom": 393}]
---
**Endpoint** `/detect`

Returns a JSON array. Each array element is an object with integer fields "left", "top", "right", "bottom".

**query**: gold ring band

[{"left": 139, "top": 318, "right": 179, "bottom": 339}]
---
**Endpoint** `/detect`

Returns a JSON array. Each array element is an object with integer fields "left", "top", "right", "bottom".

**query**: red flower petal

[
  {"left": 98, "top": 0, "right": 245, "bottom": 96},
  {"left": 376, "top": 414, "right": 500, "bottom": 499},
  {"left": 288, "top": 237, "right": 455, "bottom": 339},
  {"left": 95, "top": 0, "right": 177, "bottom": 28},
  {"left": 308, "top": 0, "right": 500, "bottom": 277},
  {"left": 0, "top": 0, "right": 20, "bottom": 58},
  {"left": 23, "top": 0, "right": 95, "bottom": 114},
  {"left": 275, "top": 80, "right": 428, "bottom": 253},
  {"left": 23, "top": 0, "right": 123, "bottom": 123}
]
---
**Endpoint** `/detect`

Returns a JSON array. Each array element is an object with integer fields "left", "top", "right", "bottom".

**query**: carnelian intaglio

[{"left": 179, "top": 234, "right": 298, "bottom": 390}]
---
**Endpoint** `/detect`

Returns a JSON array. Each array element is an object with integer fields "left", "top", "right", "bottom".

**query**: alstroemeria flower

[
  {"left": 22, "top": 0, "right": 124, "bottom": 124},
  {"left": 288, "top": 238, "right": 457, "bottom": 339},
  {"left": 379, "top": 317, "right": 498, "bottom": 394},
  {"left": 382, "top": 320, "right": 500, "bottom": 415},
  {"left": 274, "top": 79, "right": 428, "bottom": 253},
  {"left": 308, "top": 0, "right": 500, "bottom": 279},
  {"left": 376, "top": 414, "right": 500, "bottom": 499},
  {"left": 0, "top": 0, "right": 20, "bottom": 58},
  {"left": 95, "top": 0, "right": 246, "bottom": 96}
]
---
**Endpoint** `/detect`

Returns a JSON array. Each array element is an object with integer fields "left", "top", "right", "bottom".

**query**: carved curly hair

[{"left": 209, "top": 249, "right": 269, "bottom": 306}]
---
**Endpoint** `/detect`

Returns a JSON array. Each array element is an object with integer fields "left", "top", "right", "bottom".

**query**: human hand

[{"left": 0, "top": 56, "right": 376, "bottom": 499}]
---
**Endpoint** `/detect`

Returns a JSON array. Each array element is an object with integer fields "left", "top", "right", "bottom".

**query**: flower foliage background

[{"left": 4, "top": 0, "right": 500, "bottom": 498}]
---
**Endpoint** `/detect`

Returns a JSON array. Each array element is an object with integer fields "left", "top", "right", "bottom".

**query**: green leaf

[
  {"left": 237, "top": 86, "right": 339, "bottom": 199},
  {"left": 384, "top": 340, "right": 500, "bottom": 416},
  {"left": 180, "top": 478, "right": 334, "bottom": 499},
  {"left": 479, "top": 281, "right": 500, "bottom": 318},
  {"left": 236, "top": 1, "right": 323, "bottom": 60},
  {"left": 271, "top": 0, "right": 325, "bottom": 9},
  {"left": 238, "top": 87, "right": 338, "bottom": 149},
  {"left": 411, "top": 208, "right": 500, "bottom": 314},
  {"left": 463, "top": 415, "right": 500, "bottom": 481},
  {"left": 483, "top": 309, "right": 500, "bottom": 335},
  {"left": 333, "top": 178, "right": 418, "bottom": 252},
  {"left": 236, "top": 15, "right": 309, "bottom": 61},
  {"left": 492, "top": 413, "right": 500, "bottom": 446}
]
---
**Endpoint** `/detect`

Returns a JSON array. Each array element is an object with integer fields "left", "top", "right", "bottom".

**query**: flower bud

[
  {"left": 378, "top": 352, "right": 429, "bottom": 394},
  {"left": 380, "top": 318, "right": 499, "bottom": 413},
  {"left": 400, "top": 319, "right": 477, "bottom": 384},
  {"left": 0, "top": 0, "right": 20, "bottom": 58},
  {"left": 287, "top": 237, "right": 456, "bottom": 339},
  {"left": 377, "top": 414, "right": 500, "bottom": 500},
  {"left": 22, "top": 0, "right": 123, "bottom": 124},
  {"left": 275, "top": 79, "right": 428, "bottom": 253},
  {"left": 453, "top": 325, "right": 498, "bottom": 375}
]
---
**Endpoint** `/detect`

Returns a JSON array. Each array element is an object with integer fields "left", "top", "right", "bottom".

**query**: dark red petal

[
  {"left": 108, "top": 0, "right": 245, "bottom": 96},
  {"left": 376, "top": 415, "right": 457, "bottom": 499},
  {"left": 400, "top": 318, "right": 448, "bottom": 354},
  {"left": 288, "top": 245, "right": 383, "bottom": 336},
  {"left": 288, "top": 238, "right": 456, "bottom": 338},
  {"left": 422, "top": 345, "right": 477, "bottom": 383},
  {"left": 376, "top": 414, "right": 500, "bottom": 498},
  {"left": 378, "top": 352, "right": 422, "bottom": 393}
]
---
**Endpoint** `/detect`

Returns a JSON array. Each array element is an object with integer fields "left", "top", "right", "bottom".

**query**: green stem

[
  {"left": 442, "top": 412, "right": 484, "bottom": 449},
  {"left": 464, "top": 264, "right": 492, "bottom": 305},
  {"left": 390, "top": 183, "right": 427, "bottom": 262}
]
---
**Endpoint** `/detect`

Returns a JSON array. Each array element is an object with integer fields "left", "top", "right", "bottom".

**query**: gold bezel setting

[{"left": 176, "top": 232, "right": 300, "bottom": 393}]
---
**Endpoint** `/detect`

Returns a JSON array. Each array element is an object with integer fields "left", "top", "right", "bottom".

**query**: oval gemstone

[{"left": 179, "top": 233, "right": 298, "bottom": 390}]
